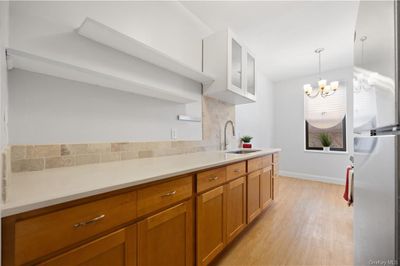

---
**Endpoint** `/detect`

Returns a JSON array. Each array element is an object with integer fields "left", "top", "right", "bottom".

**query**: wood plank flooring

[{"left": 212, "top": 176, "right": 353, "bottom": 266}]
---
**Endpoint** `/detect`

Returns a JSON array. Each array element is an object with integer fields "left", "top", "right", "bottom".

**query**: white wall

[
  {"left": 9, "top": 69, "right": 203, "bottom": 144},
  {"left": 8, "top": 1, "right": 212, "bottom": 144},
  {"left": 236, "top": 72, "right": 275, "bottom": 148},
  {"left": 0, "top": 1, "right": 9, "bottom": 150},
  {"left": 274, "top": 67, "right": 353, "bottom": 184}
]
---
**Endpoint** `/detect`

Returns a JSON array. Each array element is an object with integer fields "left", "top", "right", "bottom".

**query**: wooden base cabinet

[
  {"left": 196, "top": 186, "right": 226, "bottom": 266},
  {"left": 247, "top": 170, "right": 261, "bottom": 223},
  {"left": 39, "top": 225, "right": 137, "bottom": 266},
  {"left": 138, "top": 200, "right": 193, "bottom": 266},
  {"left": 226, "top": 176, "right": 246, "bottom": 243},
  {"left": 3, "top": 154, "right": 280, "bottom": 266},
  {"left": 272, "top": 153, "right": 280, "bottom": 200},
  {"left": 260, "top": 166, "right": 273, "bottom": 210}
]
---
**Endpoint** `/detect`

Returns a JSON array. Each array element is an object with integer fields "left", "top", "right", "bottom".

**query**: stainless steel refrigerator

[{"left": 353, "top": 0, "right": 399, "bottom": 264}]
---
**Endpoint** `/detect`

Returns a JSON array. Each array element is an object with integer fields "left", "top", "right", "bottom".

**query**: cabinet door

[
  {"left": 197, "top": 186, "right": 226, "bottom": 266},
  {"left": 138, "top": 200, "right": 193, "bottom": 266},
  {"left": 247, "top": 170, "right": 261, "bottom": 223},
  {"left": 230, "top": 37, "right": 244, "bottom": 92},
  {"left": 273, "top": 163, "right": 280, "bottom": 200},
  {"left": 260, "top": 166, "right": 273, "bottom": 209},
  {"left": 226, "top": 176, "right": 246, "bottom": 243},
  {"left": 39, "top": 225, "right": 137, "bottom": 266},
  {"left": 246, "top": 51, "right": 256, "bottom": 98}
]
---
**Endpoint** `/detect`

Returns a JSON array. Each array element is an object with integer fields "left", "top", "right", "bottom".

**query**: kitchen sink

[{"left": 226, "top": 149, "right": 261, "bottom": 154}]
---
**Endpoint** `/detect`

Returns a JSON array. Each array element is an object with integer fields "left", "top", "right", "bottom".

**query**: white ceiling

[{"left": 181, "top": 1, "right": 359, "bottom": 82}]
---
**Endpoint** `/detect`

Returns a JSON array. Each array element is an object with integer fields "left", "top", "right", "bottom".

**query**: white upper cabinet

[{"left": 203, "top": 29, "right": 256, "bottom": 104}]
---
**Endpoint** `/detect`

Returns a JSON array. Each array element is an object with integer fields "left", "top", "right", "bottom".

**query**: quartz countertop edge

[{"left": 2, "top": 148, "right": 280, "bottom": 217}]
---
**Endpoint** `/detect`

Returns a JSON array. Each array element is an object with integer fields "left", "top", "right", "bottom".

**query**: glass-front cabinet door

[
  {"left": 246, "top": 52, "right": 256, "bottom": 98},
  {"left": 231, "top": 38, "right": 243, "bottom": 92}
]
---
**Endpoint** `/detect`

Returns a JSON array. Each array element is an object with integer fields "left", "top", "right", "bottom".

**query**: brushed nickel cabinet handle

[
  {"left": 73, "top": 214, "right": 105, "bottom": 229},
  {"left": 208, "top": 176, "right": 219, "bottom": 181},
  {"left": 162, "top": 190, "right": 176, "bottom": 197},
  {"left": 234, "top": 169, "right": 241, "bottom": 173}
]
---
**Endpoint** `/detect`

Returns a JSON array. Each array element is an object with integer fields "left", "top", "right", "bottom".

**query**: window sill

[{"left": 304, "top": 149, "right": 348, "bottom": 155}]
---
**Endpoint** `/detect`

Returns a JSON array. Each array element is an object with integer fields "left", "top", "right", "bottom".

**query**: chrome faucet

[{"left": 224, "top": 120, "right": 236, "bottom": 150}]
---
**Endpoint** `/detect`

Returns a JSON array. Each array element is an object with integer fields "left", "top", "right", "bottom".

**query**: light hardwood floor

[{"left": 212, "top": 176, "right": 353, "bottom": 266}]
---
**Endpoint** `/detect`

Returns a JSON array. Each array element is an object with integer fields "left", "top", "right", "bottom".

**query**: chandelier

[{"left": 303, "top": 48, "right": 339, "bottom": 98}]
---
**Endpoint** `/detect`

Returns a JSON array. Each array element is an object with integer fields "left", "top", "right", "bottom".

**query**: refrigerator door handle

[{"left": 370, "top": 124, "right": 400, "bottom": 136}]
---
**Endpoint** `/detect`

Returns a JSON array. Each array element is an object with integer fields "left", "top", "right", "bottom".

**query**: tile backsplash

[
  {"left": 10, "top": 141, "right": 211, "bottom": 172},
  {"left": 8, "top": 96, "right": 238, "bottom": 173}
]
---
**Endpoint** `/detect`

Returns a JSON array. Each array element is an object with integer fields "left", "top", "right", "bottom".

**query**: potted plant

[
  {"left": 319, "top": 133, "right": 332, "bottom": 152},
  {"left": 241, "top": 135, "right": 253, "bottom": 149}
]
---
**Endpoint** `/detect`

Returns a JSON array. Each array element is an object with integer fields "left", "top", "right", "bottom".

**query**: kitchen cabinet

[
  {"left": 247, "top": 170, "right": 262, "bottom": 223},
  {"left": 38, "top": 225, "right": 137, "bottom": 266},
  {"left": 138, "top": 200, "right": 193, "bottom": 266},
  {"left": 273, "top": 153, "right": 280, "bottom": 200},
  {"left": 226, "top": 161, "right": 246, "bottom": 181},
  {"left": 13, "top": 191, "right": 137, "bottom": 265},
  {"left": 136, "top": 176, "right": 192, "bottom": 217},
  {"left": 203, "top": 29, "right": 257, "bottom": 105},
  {"left": 196, "top": 186, "right": 226, "bottom": 266},
  {"left": 260, "top": 166, "right": 273, "bottom": 209},
  {"left": 3, "top": 153, "right": 280, "bottom": 266},
  {"left": 226, "top": 176, "right": 246, "bottom": 243},
  {"left": 247, "top": 155, "right": 273, "bottom": 223},
  {"left": 197, "top": 167, "right": 227, "bottom": 193}
]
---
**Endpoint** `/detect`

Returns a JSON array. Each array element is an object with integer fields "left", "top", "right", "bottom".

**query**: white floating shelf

[
  {"left": 6, "top": 49, "right": 199, "bottom": 104},
  {"left": 77, "top": 17, "right": 214, "bottom": 85}
]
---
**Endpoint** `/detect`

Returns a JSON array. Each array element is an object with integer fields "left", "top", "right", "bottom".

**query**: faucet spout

[{"left": 224, "top": 120, "right": 235, "bottom": 150}]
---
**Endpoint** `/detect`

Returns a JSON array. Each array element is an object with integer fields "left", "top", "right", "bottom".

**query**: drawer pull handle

[
  {"left": 73, "top": 214, "right": 105, "bottom": 229},
  {"left": 162, "top": 190, "right": 176, "bottom": 197},
  {"left": 208, "top": 176, "right": 219, "bottom": 181},
  {"left": 234, "top": 169, "right": 241, "bottom": 173}
]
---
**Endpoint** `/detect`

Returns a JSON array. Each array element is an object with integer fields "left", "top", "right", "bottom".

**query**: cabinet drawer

[
  {"left": 137, "top": 176, "right": 192, "bottom": 217},
  {"left": 226, "top": 162, "right": 246, "bottom": 180},
  {"left": 273, "top": 153, "right": 279, "bottom": 163},
  {"left": 262, "top": 155, "right": 273, "bottom": 168},
  {"left": 197, "top": 167, "right": 227, "bottom": 193},
  {"left": 15, "top": 191, "right": 137, "bottom": 265},
  {"left": 247, "top": 157, "right": 263, "bottom": 173}
]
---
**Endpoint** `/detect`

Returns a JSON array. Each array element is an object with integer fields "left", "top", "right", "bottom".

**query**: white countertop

[{"left": 2, "top": 148, "right": 280, "bottom": 217}]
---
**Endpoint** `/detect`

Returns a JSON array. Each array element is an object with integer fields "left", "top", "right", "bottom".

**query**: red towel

[{"left": 343, "top": 166, "right": 352, "bottom": 202}]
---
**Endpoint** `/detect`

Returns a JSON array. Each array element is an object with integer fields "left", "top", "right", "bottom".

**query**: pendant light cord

[{"left": 315, "top": 48, "right": 324, "bottom": 81}]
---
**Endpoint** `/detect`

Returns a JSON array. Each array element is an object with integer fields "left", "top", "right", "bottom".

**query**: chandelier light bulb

[
  {"left": 318, "top": 79, "right": 327, "bottom": 89},
  {"left": 303, "top": 84, "right": 312, "bottom": 95},
  {"left": 330, "top": 81, "right": 339, "bottom": 91}
]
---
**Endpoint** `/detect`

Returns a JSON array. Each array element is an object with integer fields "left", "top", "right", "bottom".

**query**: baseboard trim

[{"left": 279, "top": 170, "right": 345, "bottom": 185}]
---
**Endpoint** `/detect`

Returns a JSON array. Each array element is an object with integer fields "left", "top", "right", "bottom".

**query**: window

[
  {"left": 305, "top": 117, "right": 347, "bottom": 151},
  {"left": 304, "top": 82, "right": 347, "bottom": 152}
]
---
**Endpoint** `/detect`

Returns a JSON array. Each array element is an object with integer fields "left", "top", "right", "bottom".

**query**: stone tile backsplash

[
  {"left": 8, "top": 96, "right": 238, "bottom": 173},
  {"left": 9, "top": 141, "right": 217, "bottom": 172}
]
